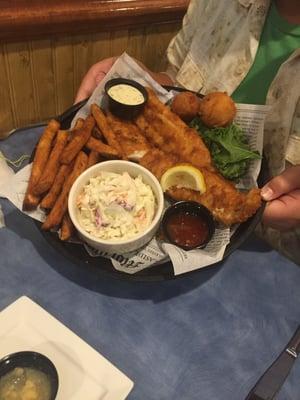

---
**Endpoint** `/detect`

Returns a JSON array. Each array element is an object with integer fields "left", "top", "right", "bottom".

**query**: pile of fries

[{"left": 23, "top": 104, "right": 121, "bottom": 241}]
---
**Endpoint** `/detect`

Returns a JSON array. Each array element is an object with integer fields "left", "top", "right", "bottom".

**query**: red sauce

[{"left": 166, "top": 211, "right": 209, "bottom": 249}]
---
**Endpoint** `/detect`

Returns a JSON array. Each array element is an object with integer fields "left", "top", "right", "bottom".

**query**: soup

[{"left": 0, "top": 367, "right": 51, "bottom": 400}]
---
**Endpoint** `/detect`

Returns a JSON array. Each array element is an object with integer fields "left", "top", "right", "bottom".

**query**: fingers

[
  {"left": 261, "top": 165, "right": 300, "bottom": 201},
  {"left": 74, "top": 57, "right": 117, "bottom": 103},
  {"left": 262, "top": 189, "right": 300, "bottom": 230}
]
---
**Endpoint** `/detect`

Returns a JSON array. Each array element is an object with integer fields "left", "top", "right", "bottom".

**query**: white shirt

[
  {"left": 166, "top": 0, "right": 300, "bottom": 175},
  {"left": 166, "top": 0, "right": 300, "bottom": 264}
]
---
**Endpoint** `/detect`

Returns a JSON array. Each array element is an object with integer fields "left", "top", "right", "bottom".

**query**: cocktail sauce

[{"left": 165, "top": 211, "right": 209, "bottom": 249}]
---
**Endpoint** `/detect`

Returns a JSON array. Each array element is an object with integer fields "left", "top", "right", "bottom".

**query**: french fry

[
  {"left": 23, "top": 193, "right": 40, "bottom": 211},
  {"left": 87, "top": 150, "right": 102, "bottom": 168},
  {"left": 23, "top": 119, "right": 60, "bottom": 211},
  {"left": 86, "top": 136, "right": 119, "bottom": 159},
  {"left": 33, "top": 130, "right": 69, "bottom": 195},
  {"left": 68, "top": 118, "right": 85, "bottom": 142},
  {"left": 42, "top": 151, "right": 88, "bottom": 230},
  {"left": 59, "top": 212, "right": 75, "bottom": 241},
  {"left": 40, "top": 163, "right": 73, "bottom": 209},
  {"left": 91, "top": 103, "right": 123, "bottom": 156},
  {"left": 73, "top": 118, "right": 84, "bottom": 130},
  {"left": 60, "top": 115, "right": 95, "bottom": 164},
  {"left": 92, "top": 125, "right": 104, "bottom": 140}
]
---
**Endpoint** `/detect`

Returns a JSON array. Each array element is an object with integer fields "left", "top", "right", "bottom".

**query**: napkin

[
  {"left": 0, "top": 152, "right": 15, "bottom": 227},
  {"left": 0, "top": 162, "right": 45, "bottom": 223}
]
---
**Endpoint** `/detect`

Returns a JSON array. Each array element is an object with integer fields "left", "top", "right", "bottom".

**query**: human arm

[
  {"left": 261, "top": 165, "right": 300, "bottom": 231},
  {"left": 74, "top": 56, "right": 174, "bottom": 103}
]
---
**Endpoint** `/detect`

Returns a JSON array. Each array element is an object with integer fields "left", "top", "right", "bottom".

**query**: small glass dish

[
  {"left": 0, "top": 351, "right": 59, "bottom": 400},
  {"left": 104, "top": 78, "right": 148, "bottom": 120},
  {"left": 161, "top": 201, "right": 215, "bottom": 250}
]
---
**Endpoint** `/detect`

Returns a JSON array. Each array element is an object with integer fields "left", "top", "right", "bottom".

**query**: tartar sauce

[
  {"left": 77, "top": 171, "right": 156, "bottom": 241},
  {"left": 108, "top": 84, "right": 145, "bottom": 105}
]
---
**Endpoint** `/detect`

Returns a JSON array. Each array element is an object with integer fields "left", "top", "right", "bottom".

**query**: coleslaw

[{"left": 76, "top": 171, "right": 156, "bottom": 241}]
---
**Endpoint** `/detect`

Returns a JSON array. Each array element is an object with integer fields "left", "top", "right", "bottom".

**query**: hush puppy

[
  {"left": 171, "top": 91, "right": 201, "bottom": 122},
  {"left": 198, "top": 92, "right": 236, "bottom": 127}
]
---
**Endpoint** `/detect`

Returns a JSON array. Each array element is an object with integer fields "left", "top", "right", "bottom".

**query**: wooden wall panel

[
  {"left": 30, "top": 39, "right": 56, "bottom": 121},
  {"left": 0, "top": 45, "right": 14, "bottom": 137},
  {"left": 4, "top": 42, "right": 38, "bottom": 128},
  {"left": 89, "top": 32, "right": 111, "bottom": 67},
  {"left": 110, "top": 30, "right": 130, "bottom": 57},
  {"left": 127, "top": 27, "right": 146, "bottom": 62},
  {"left": 143, "top": 24, "right": 179, "bottom": 71},
  {"left": 0, "top": 22, "right": 181, "bottom": 138},
  {"left": 73, "top": 34, "right": 93, "bottom": 100},
  {"left": 52, "top": 37, "right": 75, "bottom": 115}
]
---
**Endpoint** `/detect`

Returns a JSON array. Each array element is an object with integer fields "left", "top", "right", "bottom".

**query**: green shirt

[{"left": 232, "top": 2, "right": 300, "bottom": 105}]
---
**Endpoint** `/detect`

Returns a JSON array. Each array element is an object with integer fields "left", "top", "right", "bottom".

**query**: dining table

[{"left": 0, "top": 124, "right": 300, "bottom": 400}]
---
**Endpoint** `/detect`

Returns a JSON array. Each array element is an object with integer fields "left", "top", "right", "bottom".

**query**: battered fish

[
  {"left": 167, "top": 175, "right": 261, "bottom": 226},
  {"left": 140, "top": 148, "right": 180, "bottom": 180},
  {"left": 106, "top": 112, "right": 151, "bottom": 161},
  {"left": 140, "top": 147, "right": 261, "bottom": 225},
  {"left": 135, "top": 88, "right": 212, "bottom": 169}
]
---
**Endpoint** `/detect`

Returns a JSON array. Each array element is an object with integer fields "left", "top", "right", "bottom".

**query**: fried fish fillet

[
  {"left": 140, "top": 148, "right": 261, "bottom": 225},
  {"left": 167, "top": 175, "right": 261, "bottom": 226},
  {"left": 135, "top": 88, "right": 212, "bottom": 169},
  {"left": 140, "top": 148, "right": 180, "bottom": 179},
  {"left": 106, "top": 112, "right": 151, "bottom": 161}
]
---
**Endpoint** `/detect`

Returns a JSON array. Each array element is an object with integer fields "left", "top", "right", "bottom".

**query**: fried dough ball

[
  {"left": 198, "top": 92, "right": 237, "bottom": 127},
  {"left": 171, "top": 91, "right": 201, "bottom": 122}
]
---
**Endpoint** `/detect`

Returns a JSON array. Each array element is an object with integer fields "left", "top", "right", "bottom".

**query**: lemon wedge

[{"left": 160, "top": 165, "right": 206, "bottom": 193}]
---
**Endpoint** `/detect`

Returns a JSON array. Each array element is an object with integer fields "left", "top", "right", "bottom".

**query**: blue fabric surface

[{"left": 1, "top": 127, "right": 300, "bottom": 400}]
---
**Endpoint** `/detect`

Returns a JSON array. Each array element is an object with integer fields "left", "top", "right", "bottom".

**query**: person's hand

[
  {"left": 261, "top": 165, "right": 300, "bottom": 231},
  {"left": 75, "top": 57, "right": 117, "bottom": 103},
  {"left": 75, "top": 56, "right": 174, "bottom": 103}
]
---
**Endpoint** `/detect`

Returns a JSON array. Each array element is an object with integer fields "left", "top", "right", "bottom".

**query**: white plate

[{"left": 0, "top": 296, "right": 134, "bottom": 399}]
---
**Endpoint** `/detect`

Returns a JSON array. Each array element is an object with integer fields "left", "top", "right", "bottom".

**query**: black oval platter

[{"left": 32, "top": 87, "right": 268, "bottom": 282}]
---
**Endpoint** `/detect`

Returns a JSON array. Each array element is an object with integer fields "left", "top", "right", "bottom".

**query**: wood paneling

[
  {"left": 143, "top": 24, "right": 178, "bottom": 72},
  {"left": 52, "top": 37, "right": 75, "bottom": 114},
  {"left": 30, "top": 39, "right": 56, "bottom": 121},
  {"left": 4, "top": 42, "right": 38, "bottom": 127},
  {"left": 0, "top": 46, "right": 15, "bottom": 136},
  {"left": 0, "top": 22, "right": 182, "bottom": 138}
]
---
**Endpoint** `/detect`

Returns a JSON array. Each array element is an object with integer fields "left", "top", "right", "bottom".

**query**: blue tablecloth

[{"left": 1, "top": 126, "right": 300, "bottom": 400}]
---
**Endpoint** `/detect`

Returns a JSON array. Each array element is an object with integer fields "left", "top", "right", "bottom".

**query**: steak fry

[
  {"left": 91, "top": 103, "right": 124, "bottom": 157},
  {"left": 60, "top": 115, "right": 95, "bottom": 164},
  {"left": 23, "top": 119, "right": 60, "bottom": 211},
  {"left": 42, "top": 151, "right": 88, "bottom": 230},
  {"left": 40, "top": 163, "right": 74, "bottom": 209},
  {"left": 85, "top": 136, "right": 120, "bottom": 158},
  {"left": 87, "top": 150, "right": 103, "bottom": 168},
  {"left": 33, "top": 130, "right": 69, "bottom": 195},
  {"left": 59, "top": 212, "right": 75, "bottom": 241}
]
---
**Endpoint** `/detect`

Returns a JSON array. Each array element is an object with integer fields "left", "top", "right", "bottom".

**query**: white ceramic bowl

[{"left": 68, "top": 160, "right": 164, "bottom": 253}]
